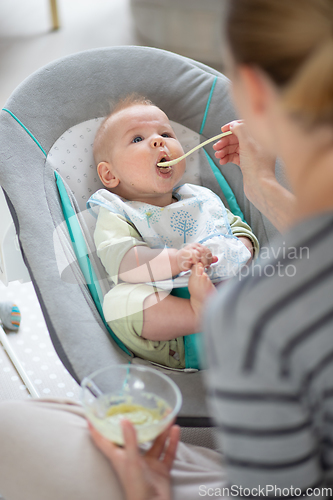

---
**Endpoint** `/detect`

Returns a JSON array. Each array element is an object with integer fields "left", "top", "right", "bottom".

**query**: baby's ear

[{"left": 97, "top": 161, "right": 119, "bottom": 188}]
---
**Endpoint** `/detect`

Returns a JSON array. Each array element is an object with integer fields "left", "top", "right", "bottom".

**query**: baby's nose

[{"left": 151, "top": 136, "right": 165, "bottom": 148}]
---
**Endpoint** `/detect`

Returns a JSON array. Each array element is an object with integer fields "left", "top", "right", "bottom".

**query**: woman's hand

[
  {"left": 89, "top": 420, "right": 180, "bottom": 500},
  {"left": 213, "top": 120, "right": 295, "bottom": 231},
  {"left": 213, "top": 120, "right": 277, "bottom": 203}
]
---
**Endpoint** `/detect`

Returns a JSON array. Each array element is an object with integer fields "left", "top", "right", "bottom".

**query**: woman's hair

[
  {"left": 93, "top": 93, "right": 154, "bottom": 164},
  {"left": 226, "top": 0, "right": 333, "bottom": 127}
]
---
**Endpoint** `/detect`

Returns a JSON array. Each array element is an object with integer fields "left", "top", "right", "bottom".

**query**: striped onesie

[{"left": 204, "top": 211, "right": 333, "bottom": 496}]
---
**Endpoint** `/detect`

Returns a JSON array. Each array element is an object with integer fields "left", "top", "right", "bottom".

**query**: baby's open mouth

[{"left": 156, "top": 157, "right": 172, "bottom": 173}]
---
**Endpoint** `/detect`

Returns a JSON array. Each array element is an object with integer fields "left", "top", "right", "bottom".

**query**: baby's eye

[
  {"left": 161, "top": 133, "right": 171, "bottom": 138},
  {"left": 132, "top": 136, "right": 143, "bottom": 143}
]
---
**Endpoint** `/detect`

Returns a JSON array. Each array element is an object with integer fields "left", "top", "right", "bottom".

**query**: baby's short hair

[
  {"left": 109, "top": 93, "right": 154, "bottom": 116},
  {"left": 93, "top": 93, "right": 154, "bottom": 165}
]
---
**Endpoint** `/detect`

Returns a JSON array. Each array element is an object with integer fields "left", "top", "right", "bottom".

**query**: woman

[
  {"left": 1, "top": 0, "right": 332, "bottom": 498},
  {"left": 204, "top": 0, "right": 333, "bottom": 492}
]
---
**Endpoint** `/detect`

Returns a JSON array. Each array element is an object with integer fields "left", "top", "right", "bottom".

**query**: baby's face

[{"left": 98, "top": 104, "right": 186, "bottom": 205}]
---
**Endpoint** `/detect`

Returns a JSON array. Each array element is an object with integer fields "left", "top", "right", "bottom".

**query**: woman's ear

[
  {"left": 97, "top": 161, "right": 119, "bottom": 189},
  {"left": 236, "top": 65, "right": 279, "bottom": 155},
  {"left": 238, "top": 65, "right": 274, "bottom": 116}
]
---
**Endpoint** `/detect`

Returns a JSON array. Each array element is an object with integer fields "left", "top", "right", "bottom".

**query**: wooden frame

[{"left": 50, "top": 0, "right": 60, "bottom": 30}]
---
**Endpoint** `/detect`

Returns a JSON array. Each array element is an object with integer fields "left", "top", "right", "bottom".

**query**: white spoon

[{"left": 157, "top": 130, "right": 232, "bottom": 167}]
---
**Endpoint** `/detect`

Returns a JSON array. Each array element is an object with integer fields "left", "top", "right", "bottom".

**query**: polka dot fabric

[
  {"left": 0, "top": 281, "right": 80, "bottom": 401},
  {"left": 46, "top": 118, "right": 203, "bottom": 212},
  {"left": 47, "top": 117, "right": 104, "bottom": 212}
]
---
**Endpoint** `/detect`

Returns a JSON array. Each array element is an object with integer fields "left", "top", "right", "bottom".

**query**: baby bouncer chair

[{"left": 0, "top": 46, "right": 279, "bottom": 431}]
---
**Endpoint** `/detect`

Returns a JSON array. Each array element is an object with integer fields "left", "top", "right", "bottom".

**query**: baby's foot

[{"left": 188, "top": 263, "right": 216, "bottom": 323}]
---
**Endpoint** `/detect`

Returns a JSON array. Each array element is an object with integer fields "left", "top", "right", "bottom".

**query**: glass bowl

[{"left": 81, "top": 364, "right": 182, "bottom": 445}]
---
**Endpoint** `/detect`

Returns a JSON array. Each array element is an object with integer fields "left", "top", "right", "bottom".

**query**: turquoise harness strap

[
  {"left": 200, "top": 76, "right": 218, "bottom": 135},
  {"left": 2, "top": 108, "right": 47, "bottom": 157},
  {"left": 203, "top": 150, "right": 246, "bottom": 222},
  {"left": 199, "top": 80, "right": 247, "bottom": 224},
  {"left": 171, "top": 287, "right": 203, "bottom": 370},
  {"left": 55, "top": 171, "right": 132, "bottom": 357}
]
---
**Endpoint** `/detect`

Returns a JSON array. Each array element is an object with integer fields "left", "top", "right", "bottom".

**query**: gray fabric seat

[{"left": 0, "top": 46, "right": 279, "bottom": 426}]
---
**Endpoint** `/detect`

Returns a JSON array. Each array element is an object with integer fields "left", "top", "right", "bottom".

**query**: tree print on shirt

[
  {"left": 126, "top": 202, "right": 163, "bottom": 229},
  {"left": 144, "top": 208, "right": 164, "bottom": 228},
  {"left": 170, "top": 211, "right": 199, "bottom": 244}
]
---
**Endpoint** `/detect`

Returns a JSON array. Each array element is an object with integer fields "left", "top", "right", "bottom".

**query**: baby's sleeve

[
  {"left": 226, "top": 209, "right": 260, "bottom": 258},
  {"left": 94, "top": 207, "right": 149, "bottom": 285}
]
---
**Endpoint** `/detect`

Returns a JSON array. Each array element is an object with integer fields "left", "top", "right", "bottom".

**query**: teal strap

[
  {"left": 2, "top": 108, "right": 47, "bottom": 157},
  {"left": 55, "top": 171, "right": 132, "bottom": 356},
  {"left": 171, "top": 287, "right": 202, "bottom": 370},
  {"left": 203, "top": 150, "right": 246, "bottom": 222},
  {"left": 183, "top": 334, "right": 202, "bottom": 370},
  {"left": 200, "top": 76, "right": 217, "bottom": 135}
]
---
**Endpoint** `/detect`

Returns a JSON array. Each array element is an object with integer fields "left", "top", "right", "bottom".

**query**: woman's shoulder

[{"left": 205, "top": 210, "right": 333, "bottom": 377}]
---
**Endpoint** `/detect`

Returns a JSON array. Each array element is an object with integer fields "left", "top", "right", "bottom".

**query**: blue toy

[{"left": 0, "top": 302, "right": 21, "bottom": 331}]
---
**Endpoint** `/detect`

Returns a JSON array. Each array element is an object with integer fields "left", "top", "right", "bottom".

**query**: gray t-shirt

[{"left": 204, "top": 211, "right": 333, "bottom": 496}]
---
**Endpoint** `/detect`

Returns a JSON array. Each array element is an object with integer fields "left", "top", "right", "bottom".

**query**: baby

[{"left": 87, "top": 95, "right": 259, "bottom": 369}]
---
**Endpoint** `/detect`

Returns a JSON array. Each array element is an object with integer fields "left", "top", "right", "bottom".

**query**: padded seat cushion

[{"left": 0, "top": 46, "right": 279, "bottom": 424}]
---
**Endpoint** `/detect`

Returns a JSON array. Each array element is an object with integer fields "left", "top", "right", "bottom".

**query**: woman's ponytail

[
  {"left": 226, "top": 0, "right": 333, "bottom": 127},
  {"left": 282, "top": 37, "right": 333, "bottom": 127}
]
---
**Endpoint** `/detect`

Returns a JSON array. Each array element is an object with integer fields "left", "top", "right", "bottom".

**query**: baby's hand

[{"left": 176, "top": 243, "right": 217, "bottom": 272}]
